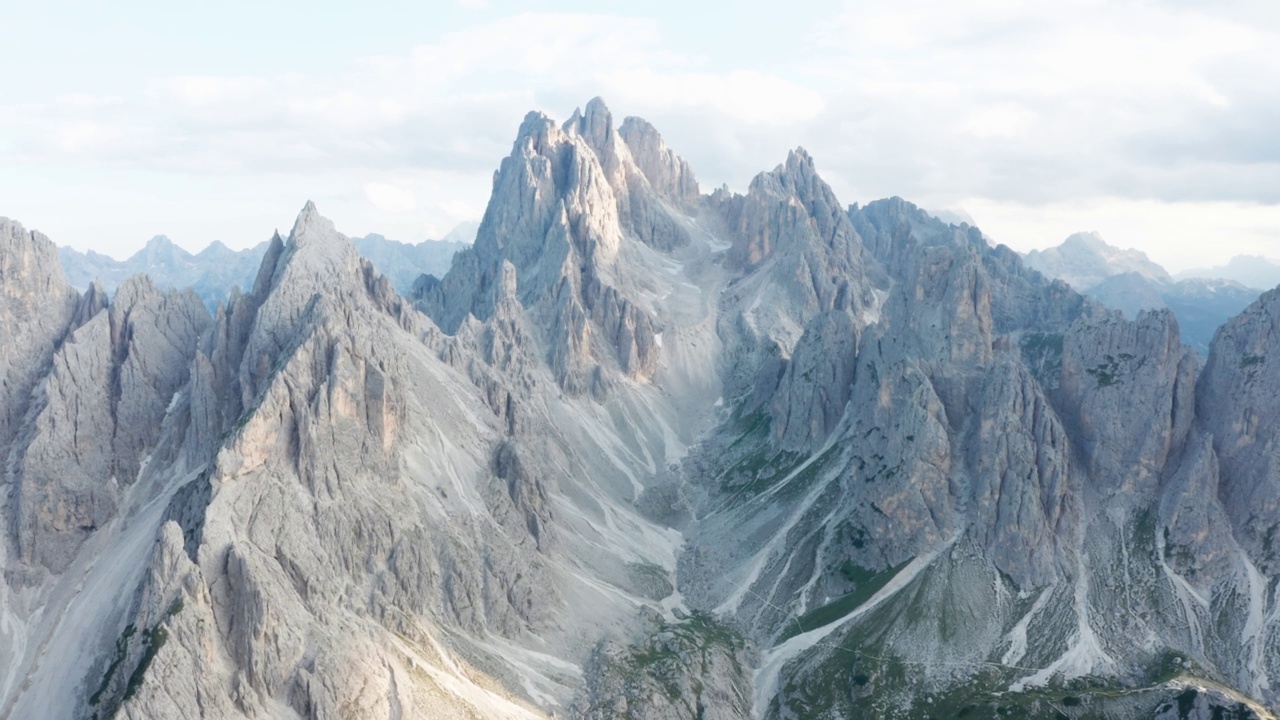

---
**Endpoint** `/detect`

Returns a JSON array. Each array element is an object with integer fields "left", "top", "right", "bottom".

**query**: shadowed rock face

[
  {"left": 2, "top": 101, "right": 1279, "bottom": 720},
  {"left": 0, "top": 218, "right": 81, "bottom": 469},
  {"left": 1198, "top": 287, "right": 1280, "bottom": 573},
  {"left": 13, "top": 276, "right": 209, "bottom": 574}
]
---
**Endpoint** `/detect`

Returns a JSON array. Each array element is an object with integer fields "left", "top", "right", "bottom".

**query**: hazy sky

[{"left": 2, "top": 0, "right": 1278, "bottom": 272}]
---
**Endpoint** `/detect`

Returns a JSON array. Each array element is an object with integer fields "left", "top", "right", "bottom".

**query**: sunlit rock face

[{"left": 0, "top": 100, "right": 1277, "bottom": 720}]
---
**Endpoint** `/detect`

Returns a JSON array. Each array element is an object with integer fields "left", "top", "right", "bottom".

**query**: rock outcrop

[
  {"left": 414, "top": 99, "right": 687, "bottom": 395},
  {"left": 1198, "top": 287, "right": 1280, "bottom": 573},
  {"left": 0, "top": 218, "right": 80, "bottom": 469}
]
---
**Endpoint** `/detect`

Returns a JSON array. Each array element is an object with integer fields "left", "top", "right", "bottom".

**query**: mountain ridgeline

[
  {"left": 1024, "top": 232, "right": 1266, "bottom": 353},
  {"left": 1, "top": 98, "right": 1277, "bottom": 720},
  {"left": 57, "top": 230, "right": 470, "bottom": 309}
]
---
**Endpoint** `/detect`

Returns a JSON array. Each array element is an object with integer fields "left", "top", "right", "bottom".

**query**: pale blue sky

[{"left": 2, "top": 0, "right": 1278, "bottom": 271}]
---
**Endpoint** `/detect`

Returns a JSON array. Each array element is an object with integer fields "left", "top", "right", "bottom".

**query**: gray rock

[
  {"left": 1197, "top": 287, "right": 1280, "bottom": 573},
  {"left": 574, "top": 613, "right": 753, "bottom": 720},
  {"left": 0, "top": 217, "right": 79, "bottom": 471},
  {"left": 1024, "top": 231, "right": 1171, "bottom": 290},
  {"left": 618, "top": 116, "right": 700, "bottom": 209},
  {"left": 11, "top": 276, "right": 208, "bottom": 573},
  {"left": 770, "top": 311, "right": 859, "bottom": 453},
  {"left": 417, "top": 102, "right": 665, "bottom": 395}
]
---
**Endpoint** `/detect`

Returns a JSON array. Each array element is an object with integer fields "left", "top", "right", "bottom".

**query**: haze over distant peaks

[
  {"left": 1176, "top": 254, "right": 1280, "bottom": 291},
  {"left": 1024, "top": 231, "right": 1170, "bottom": 289},
  {"left": 1023, "top": 231, "right": 1263, "bottom": 352},
  {"left": 927, "top": 206, "right": 977, "bottom": 227},
  {"left": 351, "top": 227, "right": 471, "bottom": 294},
  {"left": 56, "top": 226, "right": 473, "bottom": 307}
]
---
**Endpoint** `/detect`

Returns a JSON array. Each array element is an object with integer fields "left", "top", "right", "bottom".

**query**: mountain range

[
  {"left": 1024, "top": 232, "right": 1267, "bottom": 352},
  {"left": 57, "top": 228, "right": 472, "bottom": 308},
  {"left": 1, "top": 98, "right": 1277, "bottom": 720},
  {"left": 1177, "top": 256, "right": 1280, "bottom": 291}
]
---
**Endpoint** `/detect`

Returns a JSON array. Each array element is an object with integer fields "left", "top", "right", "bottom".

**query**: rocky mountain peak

[
  {"left": 276, "top": 202, "right": 360, "bottom": 284},
  {"left": 289, "top": 199, "right": 325, "bottom": 240},
  {"left": 2, "top": 216, "right": 71, "bottom": 299},
  {"left": 1023, "top": 231, "right": 1261, "bottom": 351},
  {"left": 1176, "top": 253, "right": 1280, "bottom": 291},
  {"left": 567, "top": 96, "right": 616, "bottom": 161},
  {"left": 0, "top": 217, "right": 81, "bottom": 468},
  {"left": 724, "top": 146, "right": 867, "bottom": 275},
  {"left": 514, "top": 110, "right": 560, "bottom": 155},
  {"left": 130, "top": 235, "right": 191, "bottom": 273},
  {"left": 1062, "top": 230, "right": 1107, "bottom": 250},
  {"left": 141, "top": 234, "right": 176, "bottom": 251},
  {"left": 1025, "top": 230, "right": 1170, "bottom": 290},
  {"left": 617, "top": 115, "right": 699, "bottom": 208},
  {"left": 1197, "top": 285, "right": 1280, "bottom": 572},
  {"left": 112, "top": 272, "right": 162, "bottom": 309},
  {"left": 783, "top": 145, "right": 815, "bottom": 174}
]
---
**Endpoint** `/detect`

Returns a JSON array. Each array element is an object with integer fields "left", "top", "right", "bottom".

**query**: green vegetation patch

[
  {"left": 607, "top": 611, "right": 748, "bottom": 705},
  {"left": 1020, "top": 333, "right": 1065, "bottom": 382},
  {"left": 780, "top": 559, "right": 913, "bottom": 641},
  {"left": 1022, "top": 333, "right": 1064, "bottom": 358},
  {"left": 1085, "top": 352, "right": 1148, "bottom": 389},
  {"left": 123, "top": 625, "right": 169, "bottom": 701},
  {"left": 1087, "top": 357, "right": 1122, "bottom": 387},
  {"left": 89, "top": 624, "right": 136, "bottom": 707}
]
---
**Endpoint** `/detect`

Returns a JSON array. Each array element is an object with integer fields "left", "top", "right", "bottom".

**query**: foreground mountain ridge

[{"left": 0, "top": 98, "right": 1277, "bottom": 719}]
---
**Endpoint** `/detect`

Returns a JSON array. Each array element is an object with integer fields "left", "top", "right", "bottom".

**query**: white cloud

[
  {"left": 961, "top": 103, "right": 1036, "bottom": 139},
  {"left": 363, "top": 182, "right": 417, "bottom": 213},
  {"left": 603, "top": 69, "right": 825, "bottom": 126},
  {"left": 960, "top": 196, "right": 1280, "bottom": 272},
  {"left": 0, "top": 4, "right": 1276, "bottom": 266},
  {"left": 790, "top": 0, "right": 1280, "bottom": 213}
]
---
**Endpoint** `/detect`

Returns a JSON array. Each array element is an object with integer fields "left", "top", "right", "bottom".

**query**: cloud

[
  {"left": 1, "top": 12, "right": 825, "bottom": 178},
  {"left": 959, "top": 196, "right": 1280, "bottom": 273},
  {"left": 1, "top": 3, "right": 1276, "bottom": 265},
  {"left": 769, "top": 0, "right": 1280, "bottom": 214},
  {"left": 363, "top": 182, "right": 416, "bottom": 213}
]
